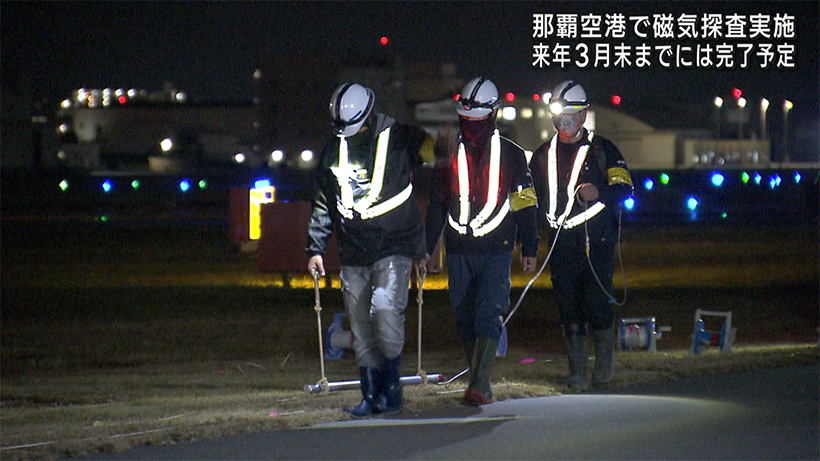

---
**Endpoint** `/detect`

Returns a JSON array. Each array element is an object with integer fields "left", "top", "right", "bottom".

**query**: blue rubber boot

[
  {"left": 381, "top": 355, "right": 403, "bottom": 413},
  {"left": 344, "top": 367, "right": 382, "bottom": 417}
]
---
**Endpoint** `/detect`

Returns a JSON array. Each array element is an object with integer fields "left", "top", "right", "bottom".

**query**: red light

[
  {"left": 732, "top": 87, "right": 742, "bottom": 99},
  {"left": 118, "top": 95, "right": 127, "bottom": 105},
  {"left": 379, "top": 36, "right": 389, "bottom": 46},
  {"left": 505, "top": 92, "right": 515, "bottom": 102},
  {"left": 454, "top": 94, "right": 461, "bottom": 101},
  {"left": 533, "top": 93, "right": 541, "bottom": 101},
  {"left": 611, "top": 95, "right": 622, "bottom": 106}
]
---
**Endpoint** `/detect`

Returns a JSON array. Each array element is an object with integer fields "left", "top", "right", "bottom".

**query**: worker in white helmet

[
  {"left": 422, "top": 77, "right": 539, "bottom": 406},
  {"left": 307, "top": 82, "right": 437, "bottom": 416},
  {"left": 530, "top": 80, "right": 634, "bottom": 391}
]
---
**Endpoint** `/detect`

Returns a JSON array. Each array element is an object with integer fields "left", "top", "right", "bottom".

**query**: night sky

[{"left": 2, "top": 1, "right": 818, "bottom": 134}]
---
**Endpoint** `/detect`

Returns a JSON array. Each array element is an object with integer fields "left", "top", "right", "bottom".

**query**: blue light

[
  {"left": 254, "top": 179, "right": 272, "bottom": 189},
  {"left": 643, "top": 178, "right": 654, "bottom": 190},
  {"left": 687, "top": 197, "right": 699, "bottom": 211},
  {"left": 768, "top": 174, "right": 782, "bottom": 189},
  {"left": 753, "top": 172, "right": 762, "bottom": 185},
  {"left": 794, "top": 171, "right": 802, "bottom": 184},
  {"left": 102, "top": 179, "right": 113, "bottom": 193},
  {"left": 179, "top": 179, "right": 191, "bottom": 192},
  {"left": 710, "top": 172, "right": 725, "bottom": 187},
  {"left": 623, "top": 197, "right": 635, "bottom": 210}
]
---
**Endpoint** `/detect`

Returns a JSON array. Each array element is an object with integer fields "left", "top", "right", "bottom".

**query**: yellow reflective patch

[
  {"left": 419, "top": 137, "right": 436, "bottom": 165},
  {"left": 510, "top": 187, "right": 538, "bottom": 211},
  {"left": 607, "top": 167, "right": 633, "bottom": 187}
]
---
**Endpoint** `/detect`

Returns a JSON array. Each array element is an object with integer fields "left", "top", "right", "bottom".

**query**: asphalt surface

[{"left": 87, "top": 364, "right": 818, "bottom": 460}]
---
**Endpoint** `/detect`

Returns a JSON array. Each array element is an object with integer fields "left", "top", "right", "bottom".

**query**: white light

[
  {"left": 58, "top": 123, "right": 69, "bottom": 134},
  {"left": 128, "top": 88, "right": 137, "bottom": 98},
  {"left": 542, "top": 92, "right": 552, "bottom": 104},
  {"left": 501, "top": 106, "right": 516, "bottom": 121},
  {"left": 61, "top": 99, "right": 72, "bottom": 109},
  {"left": 234, "top": 153, "right": 247, "bottom": 164},
  {"left": 160, "top": 138, "right": 174, "bottom": 152},
  {"left": 270, "top": 149, "right": 284, "bottom": 163},
  {"left": 175, "top": 92, "right": 187, "bottom": 102},
  {"left": 57, "top": 150, "right": 67, "bottom": 160},
  {"left": 549, "top": 101, "right": 564, "bottom": 115},
  {"left": 520, "top": 108, "right": 533, "bottom": 119},
  {"left": 713, "top": 96, "right": 723, "bottom": 108},
  {"left": 300, "top": 150, "right": 314, "bottom": 162},
  {"left": 760, "top": 98, "right": 770, "bottom": 111},
  {"left": 738, "top": 97, "right": 747, "bottom": 108}
]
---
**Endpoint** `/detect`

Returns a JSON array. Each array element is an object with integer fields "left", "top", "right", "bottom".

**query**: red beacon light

[
  {"left": 505, "top": 92, "right": 515, "bottom": 102},
  {"left": 379, "top": 36, "right": 389, "bottom": 46},
  {"left": 611, "top": 95, "right": 622, "bottom": 106},
  {"left": 732, "top": 87, "right": 742, "bottom": 99}
]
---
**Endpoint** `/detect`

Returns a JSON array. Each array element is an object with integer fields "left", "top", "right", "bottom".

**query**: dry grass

[
  {"left": 1, "top": 223, "right": 818, "bottom": 459},
  {"left": 2, "top": 345, "right": 816, "bottom": 460}
]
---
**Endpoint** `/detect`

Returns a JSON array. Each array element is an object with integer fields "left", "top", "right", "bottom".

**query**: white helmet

[
  {"left": 549, "top": 80, "right": 589, "bottom": 115},
  {"left": 329, "top": 83, "right": 375, "bottom": 137},
  {"left": 457, "top": 77, "right": 500, "bottom": 117}
]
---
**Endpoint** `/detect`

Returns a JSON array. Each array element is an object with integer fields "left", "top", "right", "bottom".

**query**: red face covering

[{"left": 459, "top": 115, "right": 496, "bottom": 149}]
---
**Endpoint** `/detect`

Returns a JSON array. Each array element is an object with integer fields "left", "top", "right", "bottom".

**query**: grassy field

[{"left": 1, "top": 221, "right": 818, "bottom": 460}]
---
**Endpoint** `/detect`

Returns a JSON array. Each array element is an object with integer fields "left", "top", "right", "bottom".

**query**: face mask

[
  {"left": 459, "top": 115, "right": 495, "bottom": 144},
  {"left": 553, "top": 112, "right": 584, "bottom": 140}
]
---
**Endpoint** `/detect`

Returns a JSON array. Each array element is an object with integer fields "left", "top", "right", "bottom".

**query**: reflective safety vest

[
  {"left": 447, "top": 130, "right": 510, "bottom": 237},
  {"left": 332, "top": 127, "right": 413, "bottom": 220},
  {"left": 545, "top": 131, "right": 606, "bottom": 229}
]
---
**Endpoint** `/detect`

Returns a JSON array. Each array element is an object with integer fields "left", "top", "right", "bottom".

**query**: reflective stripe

[
  {"left": 335, "top": 137, "right": 354, "bottom": 209},
  {"left": 472, "top": 198, "right": 510, "bottom": 237},
  {"left": 457, "top": 143, "right": 470, "bottom": 225},
  {"left": 333, "top": 127, "right": 411, "bottom": 220},
  {"left": 352, "top": 127, "right": 391, "bottom": 214},
  {"left": 562, "top": 202, "right": 606, "bottom": 229},
  {"left": 448, "top": 197, "right": 510, "bottom": 237},
  {"left": 450, "top": 130, "right": 508, "bottom": 237},
  {"left": 545, "top": 131, "right": 607, "bottom": 228},
  {"left": 359, "top": 183, "right": 413, "bottom": 219}
]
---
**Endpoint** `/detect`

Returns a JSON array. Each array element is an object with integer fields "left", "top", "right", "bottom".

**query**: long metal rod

[{"left": 304, "top": 373, "right": 444, "bottom": 395}]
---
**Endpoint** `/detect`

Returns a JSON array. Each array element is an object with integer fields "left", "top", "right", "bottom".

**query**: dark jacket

[
  {"left": 530, "top": 129, "right": 633, "bottom": 246},
  {"left": 306, "top": 114, "right": 429, "bottom": 266},
  {"left": 425, "top": 133, "right": 539, "bottom": 257}
]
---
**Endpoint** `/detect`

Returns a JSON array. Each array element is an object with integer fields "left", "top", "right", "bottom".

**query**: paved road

[{"left": 90, "top": 365, "right": 818, "bottom": 460}]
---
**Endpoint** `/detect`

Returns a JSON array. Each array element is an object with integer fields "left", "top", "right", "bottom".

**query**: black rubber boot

[
  {"left": 592, "top": 325, "right": 615, "bottom": 387},
  {"left": 465, "top": 337, "right": 498, "bottom": 406},
  {"left": 344, "top": 367, "right": 382, "bottom": 417},
  {"left": 564, "top": 325, "right": 589, "bottom": 392},
  {"left": 381, "top": 355, "right": 403, "bottom": 413}
]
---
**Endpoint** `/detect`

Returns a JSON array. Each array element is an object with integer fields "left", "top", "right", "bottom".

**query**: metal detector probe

[{"left": 304, "top": 264, "right": 443, "bottom": 395}]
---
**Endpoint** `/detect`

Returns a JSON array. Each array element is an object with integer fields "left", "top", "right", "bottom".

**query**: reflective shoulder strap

[{"left": 353, "top": 127, "right": 391, "bottom": 213}]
